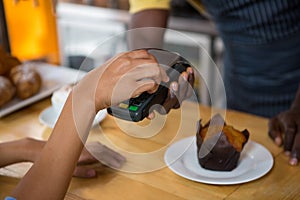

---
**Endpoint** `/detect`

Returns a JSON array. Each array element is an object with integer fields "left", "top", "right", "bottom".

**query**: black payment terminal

[{"left": 107, "top": 49, "right": 192, "bottom": 122}]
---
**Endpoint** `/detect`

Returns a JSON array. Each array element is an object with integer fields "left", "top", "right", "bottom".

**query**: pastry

[
  {"left": 0, "top": 48, "right": 22, "bottom": 76},
  {"left": 196, "top": 114, "right": 250, "bottom": 171},
  {"left": 0, "top": 76, "right": 16, "bottom": 107},
  {"left": 9, "top": 65, "right": 42, "bottom": 99}
]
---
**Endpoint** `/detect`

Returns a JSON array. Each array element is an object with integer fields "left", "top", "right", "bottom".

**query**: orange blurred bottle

[{"left": 3, "top": 0, "right": 60, "bottom": 64}]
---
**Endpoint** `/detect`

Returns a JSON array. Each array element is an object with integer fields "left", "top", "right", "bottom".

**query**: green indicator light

[{"left": 129, "top": 105, "right": 138, "bottom": 111}]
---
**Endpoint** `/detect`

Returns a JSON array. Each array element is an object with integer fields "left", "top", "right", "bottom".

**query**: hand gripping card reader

[{"left": 107, "top": 49, "right": 192, "bottom": 122}]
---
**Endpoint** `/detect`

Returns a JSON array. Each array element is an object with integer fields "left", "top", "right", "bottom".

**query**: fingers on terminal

[{"left": 187, "top": 67, "right": 195, "bottom": 85}]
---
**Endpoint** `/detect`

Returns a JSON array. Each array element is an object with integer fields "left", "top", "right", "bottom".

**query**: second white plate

[
  {"left": 164, "top": 136, "right": 273, "bottom": 185},
  {"left": 39, "top": 106, "right": 107, "bottom": 128}
]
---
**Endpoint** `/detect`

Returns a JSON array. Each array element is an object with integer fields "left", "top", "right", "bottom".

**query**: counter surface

[{"left": 0, "top": 99, "right": 299, "bottom": 200}]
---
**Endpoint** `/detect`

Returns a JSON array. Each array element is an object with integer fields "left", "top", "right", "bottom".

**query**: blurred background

[{"left": 0, "top": 0, "right": 225, "bottom": 107}]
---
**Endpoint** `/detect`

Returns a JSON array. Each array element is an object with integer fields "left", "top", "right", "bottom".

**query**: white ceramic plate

[
  {"left": 164, "top": 136, "right": 273, "bottom": 185},
  {"left": 0, "top": 62, "right": 86, "bottom": 118},
  {"left": 39, "top": 106, "right": 107, "bottom": 128}
]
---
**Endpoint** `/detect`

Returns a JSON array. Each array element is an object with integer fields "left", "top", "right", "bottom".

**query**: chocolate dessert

[{"left": 196, "top": 114, "right": 250, "bottom": 171}]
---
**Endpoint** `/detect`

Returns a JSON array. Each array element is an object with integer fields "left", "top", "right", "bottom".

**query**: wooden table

[{"left": 0, "top": 98, "right": 300, "bottom": 200}]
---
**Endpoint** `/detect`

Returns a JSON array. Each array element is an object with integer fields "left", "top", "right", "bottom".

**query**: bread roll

[
  {"left": 0, "top": 76, "right": 16, "bottom": 107},
  {"left": 9, "top": 65, "right": 42, "bottom": 99},
  {"left": 0, "top": 48, "right": 21, "bottom": 76}
]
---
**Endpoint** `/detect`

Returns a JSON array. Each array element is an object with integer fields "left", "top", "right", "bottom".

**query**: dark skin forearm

[
  {"left": 128, "top": 9, "right": 169, "bottom": 50},
  {"left": 129, "top": 9, "right": 169, "bottom": 29}
]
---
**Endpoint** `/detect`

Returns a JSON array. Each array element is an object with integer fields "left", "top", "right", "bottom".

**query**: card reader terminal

[{"left": 107, "top": 49, "right": 192, "bottom": 122}]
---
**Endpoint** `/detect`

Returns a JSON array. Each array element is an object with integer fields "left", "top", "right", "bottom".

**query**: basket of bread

[{"left": 0, "top": 48, "right": 42, "bottom": 108}]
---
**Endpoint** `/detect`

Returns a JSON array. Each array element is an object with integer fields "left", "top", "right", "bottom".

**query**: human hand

[
  {"left": 268, "top": 107, "right": 300, "bottom": 166},
  {"left": 75, "top": 50, "right": 169, "bottom": 112},
  {"left": 73, "top": 142, "right": 126, "bottom": 178},
  {"left": 14, "top": 138, "right": 125, "bottom": 178},
  {"left": 147, "top": 67, "right": 194, "bottom": 119}
]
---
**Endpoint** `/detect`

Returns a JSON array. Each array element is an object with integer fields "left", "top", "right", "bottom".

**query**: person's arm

[
  {"left": 127, "top": 0, "right": 170, "bottom": 49},
  {"left": 128, "top": 9, "right": 169, "bottom": 50},
  {"left": 0, "top": 138, "right": 44, "bottom": 168},
  {"left": 10, "top": 50, "right": 168, "bottom": 199},
  {"left": 269, "top": 85, "right": 300, "bottom": 165},
  {"left": 11, "top": 94, "right": 94, "bottom": 199},
  {"left": 0, "top": 137, "right": 125, "bottom": 178}
]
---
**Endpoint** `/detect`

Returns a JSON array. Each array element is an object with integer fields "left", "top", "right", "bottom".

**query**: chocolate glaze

[{"left": 196, "top": 114, "right": 250, "bottom": 171}]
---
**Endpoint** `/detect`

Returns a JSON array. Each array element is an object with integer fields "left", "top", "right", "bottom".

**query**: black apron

[{"left": 201, "top": 0, "right": 300, "bottom": 117}]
